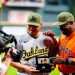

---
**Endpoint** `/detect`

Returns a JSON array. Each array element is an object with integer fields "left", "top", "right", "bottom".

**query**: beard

[
  {"left": 60, "top": 27, "right": 72, "bottom": 36},
  {"left": 61, "top": 29, "right": 72, "bottom": 36}
]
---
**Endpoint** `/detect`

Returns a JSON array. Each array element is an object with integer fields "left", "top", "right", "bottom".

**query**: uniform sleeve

[{"left": 15, "top": 35, "right": 23, "bottom": 50}]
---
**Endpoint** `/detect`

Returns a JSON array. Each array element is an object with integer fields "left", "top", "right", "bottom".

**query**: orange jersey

[{"left": 58, "top": 31, "right": 75, "bottom": 73}]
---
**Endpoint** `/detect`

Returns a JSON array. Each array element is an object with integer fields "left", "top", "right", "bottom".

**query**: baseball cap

[
  {"left": 27, "top": 12, "right": 42, "bottom": 27},
  {"left": 53, "top": 12, "right": 74, "bottom": 26}
]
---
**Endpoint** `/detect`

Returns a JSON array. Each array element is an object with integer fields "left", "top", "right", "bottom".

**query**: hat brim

[
  {"left": 27, "top": 22, "right": 40, "bottom": 27},
  {"left": 52, "top": 21, "right": 67, "bottom": 26}
]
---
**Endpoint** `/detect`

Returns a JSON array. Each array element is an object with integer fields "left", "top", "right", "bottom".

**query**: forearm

[
  {"left": 10, "top": 61, "right": 37, "bottom": 74},
  {"left": 50, "top": 57, "right": 75, "bottom": 65},
  {"left": 64, "top": 58, "right": 75, "bottom": 65},
  {"left": 11, "top": 61, "right": 29, "bottom": 73}
]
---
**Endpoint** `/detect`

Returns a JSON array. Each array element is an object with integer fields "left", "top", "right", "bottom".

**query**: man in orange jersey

[{"left": 53, "top": 12, "right": 75, "bottom": 75}]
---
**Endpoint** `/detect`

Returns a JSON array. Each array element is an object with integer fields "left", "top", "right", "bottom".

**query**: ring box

[{"left": 36, "top": 56, "right": 53, "bottom": 72}]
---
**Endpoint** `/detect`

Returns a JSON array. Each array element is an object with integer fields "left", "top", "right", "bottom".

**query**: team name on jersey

[
  {"left": 59, "top": 46, "right": 73, "bottom": 57},
  {"left": 22, "top": 46, "right": 48, "bottom": 60}
]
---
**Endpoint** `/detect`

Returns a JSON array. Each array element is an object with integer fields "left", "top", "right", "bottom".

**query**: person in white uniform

[{"left": 17, "top": 12, "right": 58, "bottom": 75}]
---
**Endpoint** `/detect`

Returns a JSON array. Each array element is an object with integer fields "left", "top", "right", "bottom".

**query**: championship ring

[{"left": 36, "top": 56, "right": 54, "bottom": 72}]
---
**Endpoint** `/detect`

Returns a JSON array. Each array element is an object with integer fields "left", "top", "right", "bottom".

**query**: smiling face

[{"left": 27, "top": 24, "right": 41, "bottom": 38}]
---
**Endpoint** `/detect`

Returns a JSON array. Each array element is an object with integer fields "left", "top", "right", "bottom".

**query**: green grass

[
  {"left": 49, "top": 66, "right": 60, "bottom": 75},
  {"left": 6, "top": 65, "right": 17, "bottom": 75}
]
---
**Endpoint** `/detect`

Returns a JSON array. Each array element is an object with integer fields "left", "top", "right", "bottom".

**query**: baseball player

[{"left": 16, "top": 12, "right": 58, "bottom": 75}]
